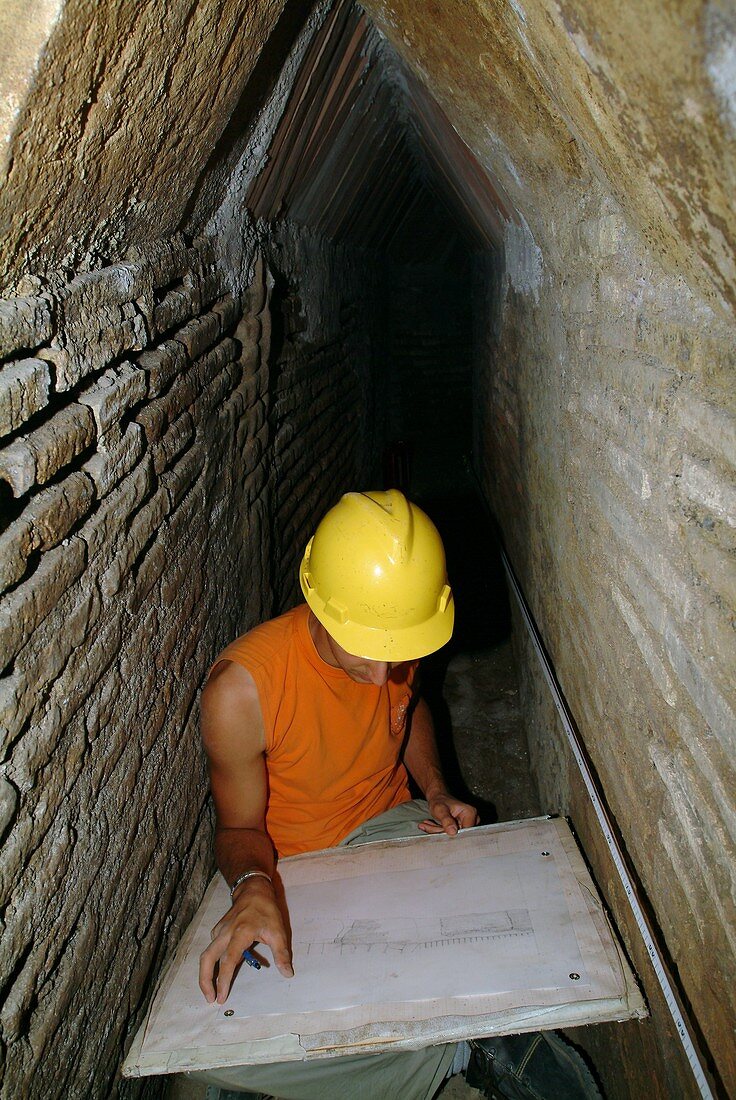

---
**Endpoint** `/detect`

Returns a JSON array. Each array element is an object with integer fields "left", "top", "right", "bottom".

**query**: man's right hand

[{"left": 198, "top": 876, "right": 294, "bottom": 1004}]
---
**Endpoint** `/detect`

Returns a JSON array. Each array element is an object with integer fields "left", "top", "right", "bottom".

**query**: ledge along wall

[
  {"left": 361, "top": 0, "right": 736, "bottom": 1096},
  {"left": 362, "top": 12, "right": 735, "bottom": 1100}
]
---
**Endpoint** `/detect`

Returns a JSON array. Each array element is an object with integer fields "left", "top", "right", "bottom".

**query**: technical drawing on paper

[
  {"left": 300, "top": 909, "right": 534, "bottom": 958},
  {"left": 128, "top": 819, "right": 645, "bottom": 1075}
]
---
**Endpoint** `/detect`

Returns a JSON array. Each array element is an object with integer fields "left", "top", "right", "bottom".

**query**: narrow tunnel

[{"left": 0, "top": 2, "right": 734, "bottom": 1099}]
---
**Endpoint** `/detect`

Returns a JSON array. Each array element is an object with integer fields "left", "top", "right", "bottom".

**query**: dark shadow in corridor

[{"left": 408, "top": 492, "right": 540, "bottom": 827}]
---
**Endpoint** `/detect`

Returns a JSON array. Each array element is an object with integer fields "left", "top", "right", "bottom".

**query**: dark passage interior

[{"left": 0, "top": 2, "right": 734, "bottom": 1099}]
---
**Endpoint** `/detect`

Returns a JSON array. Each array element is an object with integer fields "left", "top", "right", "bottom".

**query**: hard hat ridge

[{"left": 343, "top": 489, "right": 414, "bottom": 564}]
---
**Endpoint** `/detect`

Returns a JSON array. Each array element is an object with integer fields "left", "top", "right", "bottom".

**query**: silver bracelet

[{"left": 229, "top": 870, "right": 272, "bottom": 899}]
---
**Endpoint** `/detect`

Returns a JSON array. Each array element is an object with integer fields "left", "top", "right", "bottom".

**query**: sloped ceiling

[
  {"left": 246, "top": 2, "right": 507, "bottom": 253},
  {"left": 0, "top": 0, "right": 296, "bottom": 290},
  {"left": 0, "top": 0, "right": 733, "bottom": 314},
  {"left": 361, "top": 0, "right": 736, "bottom": 314}
]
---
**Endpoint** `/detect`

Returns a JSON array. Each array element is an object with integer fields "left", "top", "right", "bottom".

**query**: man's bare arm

[
  {"left": 403, "top": 697, "right": 479, "bottom": 835},
  {"left": 198, "top": 660, "right": 293, "bottom": 1004}
]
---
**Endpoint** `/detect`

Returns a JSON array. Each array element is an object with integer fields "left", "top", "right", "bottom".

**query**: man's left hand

[{"left": 419, "top": 795, "right": 479, "bottom": 837}]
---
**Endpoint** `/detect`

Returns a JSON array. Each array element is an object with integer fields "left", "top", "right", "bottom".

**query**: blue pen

[{"left": 242, "top": 949, "right": 261, "bottom": 970}]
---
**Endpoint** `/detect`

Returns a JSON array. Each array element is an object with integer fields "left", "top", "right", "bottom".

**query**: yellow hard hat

[{"left": 299, "top": 490, "right": 454, "bottom": 661}]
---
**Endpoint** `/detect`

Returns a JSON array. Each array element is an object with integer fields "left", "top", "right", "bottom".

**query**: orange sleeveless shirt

[{"left": 215, "top": 604, "right": 415, "bottom": 857}]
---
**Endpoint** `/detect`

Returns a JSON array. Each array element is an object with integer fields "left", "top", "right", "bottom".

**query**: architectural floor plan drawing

[{"left": 124, "top": 817, "right": 646, "bottom": 1077}]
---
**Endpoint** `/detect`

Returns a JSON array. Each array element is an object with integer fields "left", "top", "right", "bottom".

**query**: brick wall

[
  {"left": 475, "top": 187, "right": 735, "bottom": 1098},
  {"left": 266, "top": 224, "right": 386, "bottom": 611},
  {"left": 0, "top": 221, "right": 382, "bottom": 1098}
]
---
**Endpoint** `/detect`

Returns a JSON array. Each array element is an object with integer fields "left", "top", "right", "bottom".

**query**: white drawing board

[{"left": 124, "top": 817, "right": 645, "bottom": 1076}]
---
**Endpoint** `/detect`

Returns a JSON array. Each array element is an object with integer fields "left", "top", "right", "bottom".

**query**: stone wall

[
  {"left": 0, "top": 214, "right": 383, "bottom": 1097},
  {"left": 363, "top": 0, "right": 736, "bottom": 319},
  {"left": 475, "top": 181, "right": 735, "bottom": 1098},
  {"left": 0, "top": 233, "right": 266, "bottom": 1099}
]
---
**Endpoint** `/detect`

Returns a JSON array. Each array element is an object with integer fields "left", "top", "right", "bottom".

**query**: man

[{"left": 196, "top": 490, "right": 600, "bottom": 1100}]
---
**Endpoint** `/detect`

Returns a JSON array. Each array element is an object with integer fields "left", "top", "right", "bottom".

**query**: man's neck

[{"left": 307, "top": 611, "right": 341, "bottom": 668}]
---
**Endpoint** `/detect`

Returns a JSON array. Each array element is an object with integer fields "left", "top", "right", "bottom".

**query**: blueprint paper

[{"left": 125, "top": 818, "right": 645, "bottom": 1075}]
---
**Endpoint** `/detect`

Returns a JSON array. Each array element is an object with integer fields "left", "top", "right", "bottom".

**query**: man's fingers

[
  {"left": 199, "top": 916, "right": 294, "bottom": 1004},
  {"left": 428, "top": 806, "right": 459, "bottom": 835},
  {"left": 258, "top": 927, "right": 294, "bottom": 978},
  {"left": 424, "top": 797, "right": 480, "bottom": 836},
  {"left": 420, "top": 809, "right": 468, "bottom": 836},
  {"left": 451, "top": 804, "right": 480, "bottom": 829},
  {"left": 199, "top": 933, "right": 250, "bottom": 1004},
  {"left": 439, "top": 812, "right": 459, "bottom": 836},
  {"left": 215, "top": 948, "right": 240, "bottom": 1004},
  {"left": 418, "top": 818, "right": 441, "bottom": 832},
  {"left": 199, "top": 939, "right": 222, "bottom": 1003}
]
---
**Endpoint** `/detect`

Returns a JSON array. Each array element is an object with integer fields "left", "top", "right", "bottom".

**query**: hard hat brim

[{"left": 301, "top": 582, "right": 455, "bottom": 662}]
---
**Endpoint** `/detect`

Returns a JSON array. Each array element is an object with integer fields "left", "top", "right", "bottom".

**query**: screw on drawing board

[
  {"left": 224, "top": 1009, "right": 234, "bottom": 1016},
  {"left": 569, "top": 973, "right": 580, "bottom": 980},
  {"left": 541, "top": 851, "right": 550, "bottom": 856}
]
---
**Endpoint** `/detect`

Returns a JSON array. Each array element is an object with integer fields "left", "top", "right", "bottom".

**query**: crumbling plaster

[
  {"left": 0, "top": 0, "right": 289, "bottom": 293},
  {"left": 200, "top": 2, "right": 333, "bottom": 298},
  {"left": 0, "top": 0, "right": 63, "bottom": 171},
  {"left": 362, "top": 0, "right": 736, "bottom": 317}
]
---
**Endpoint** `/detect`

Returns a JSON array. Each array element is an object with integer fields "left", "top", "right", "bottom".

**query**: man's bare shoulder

[
  {"left": 201, "top": 660, "right": 264, "bottom": 755},
  {"left": 206, "top": 658, "right": 259, "bottom": 701}
]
